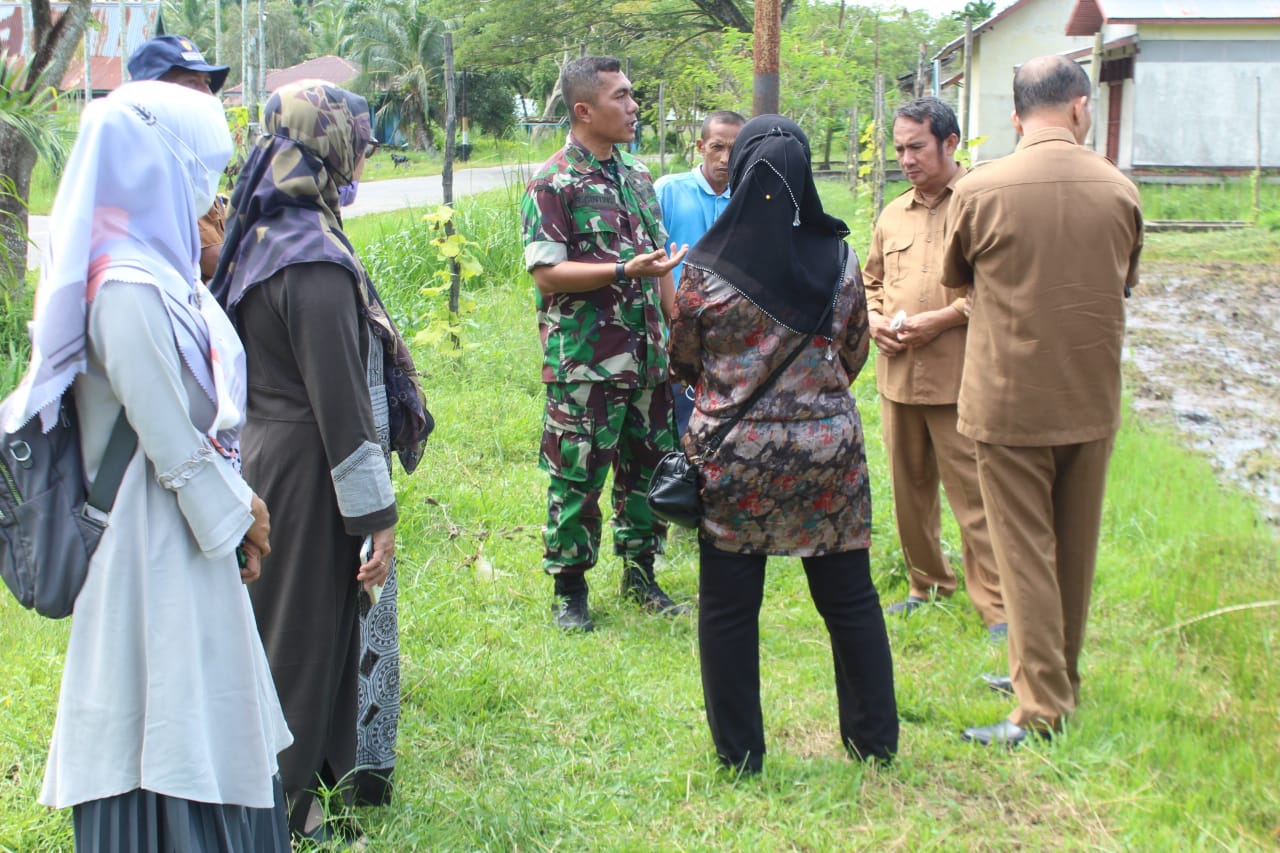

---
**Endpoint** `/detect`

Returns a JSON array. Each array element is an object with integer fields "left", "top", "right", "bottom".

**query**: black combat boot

[
  {"left": 552, "top": 573, "right": 593, "bottom": 632},
  {"left": 620, "top": 556, "right": 691, "bottom": 616}
]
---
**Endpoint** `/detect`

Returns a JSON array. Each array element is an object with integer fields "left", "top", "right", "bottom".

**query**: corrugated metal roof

[
  {"left": 1093, "top": 0, "right": 1280, "bottom": 19},
  {"left": 0, "top": 2, "right": 164, "bottom": 91},
  {"left": 1068, "top": 0, "right": 1280, "bottom": 35}
]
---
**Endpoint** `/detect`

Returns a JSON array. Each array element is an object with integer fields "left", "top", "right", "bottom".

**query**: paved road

[{"left": 25, "top": 163, "right": 533, "bottom": 270}]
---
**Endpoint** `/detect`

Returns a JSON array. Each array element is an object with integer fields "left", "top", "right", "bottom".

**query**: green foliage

[
  {"left": 352, "top": 0, "right": 446, "bottom": 150},
  {"left": 954, "top": 134, "right": 987, "bottom": 167},
  {"left": 0, "top": 269, "right": 34, "bottom": 397},
  {"left": 0, "top": 52, "right": 71, "bottom": 173},
  {"left": 460, "top": 69, "right": 524, "bottom": 139},
  {"left": 951, "top": 1, "right": 996, "bottom": 23},
  {"left": 412, "top": 205, "right": 483, "bottom": 354},
  {"left": 357, "top": 190, "right": 524, "bottom": 358}
]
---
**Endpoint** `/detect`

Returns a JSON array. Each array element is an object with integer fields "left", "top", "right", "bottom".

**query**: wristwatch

[{"left": 614, "top": 261, "right": 629, "bottom": 283}]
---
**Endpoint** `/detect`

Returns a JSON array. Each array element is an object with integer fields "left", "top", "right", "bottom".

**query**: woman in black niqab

[
  {"left": 670, "top": 114, "right": 899, "bottom": 776},
  {"left": 683, "top": 115, "right": 850, "bottom": 338}
]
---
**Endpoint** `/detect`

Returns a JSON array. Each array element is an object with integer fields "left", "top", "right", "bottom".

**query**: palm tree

[
  {"left": 309, "top": 0, "right": 357, "bottom": 58},
  {"left": 351, "top": 0, "right": 445, "bottom": 152},
  {"left": 162, "top": 0, "right": 219, "bottom": 57},
  {"left": 0, "top": 52, "right": 72, "bottom": 288}
]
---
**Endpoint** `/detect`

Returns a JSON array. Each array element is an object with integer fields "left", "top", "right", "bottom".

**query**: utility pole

[
  {"left": 83, "top": 29, "right": 92, "bottom": 101},
  {"left": 215, "top": 0, "right": 222, "bottom": 63},
  {"left": 241, "top": 0, "right": 251, "bottom": 118},
  {"left": 961, "top": 17, "right": 973, "bottom": 146},
  {"left": 753, "top": 0, "right": 780, "bottom": 115},
  {"left": 118, "top": 0, "right": 126, "bottom": 83},
  {"left": 257, "top": 0, "right": 266, "bottom": 107},
  {"left": 873, "top": 71, "right": 885, "bottom": 219}
]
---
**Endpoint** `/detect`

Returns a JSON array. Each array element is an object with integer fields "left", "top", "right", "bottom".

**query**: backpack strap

[{"left": 85, "top": 411, "right": 137, "bottom": 516}]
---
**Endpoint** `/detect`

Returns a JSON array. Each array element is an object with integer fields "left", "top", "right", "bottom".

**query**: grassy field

[{"left": 1, "top": 186, "right": 1277, "bottom": 851}]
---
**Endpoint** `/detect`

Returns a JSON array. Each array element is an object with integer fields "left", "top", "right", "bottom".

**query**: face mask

[
  {"left": 338, "top": 180, "right": 360, "bottom": 207},
  {"left": 191, "top": 166, "right": 220, "bottom": 215},
  {"left": 129, "top": 103, "right": 221, "bottom": 214}
]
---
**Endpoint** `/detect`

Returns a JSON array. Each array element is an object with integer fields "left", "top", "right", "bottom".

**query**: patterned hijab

[
  {"left": 683, "top": 115, "right": 849, "bottom": 337},
  {"left": 3, "top": 81, "right": 246, "bottom": 457},
  {"left": 210, "top": 80, "right": 431, "bottom": 472}
]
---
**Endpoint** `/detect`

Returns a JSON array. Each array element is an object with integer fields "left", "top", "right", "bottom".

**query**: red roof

[{"left": 223, "top": 55, "right": 359, "bottom": 101}]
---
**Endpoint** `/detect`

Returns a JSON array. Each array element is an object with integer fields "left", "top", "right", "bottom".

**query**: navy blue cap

[{"left": 127, "top": 35, "right": 230, "bottom": 94}]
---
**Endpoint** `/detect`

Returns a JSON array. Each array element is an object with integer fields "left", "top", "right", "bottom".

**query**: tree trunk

[
  {"left": 0, "top": 0, "right": 95, "bottom": 292},
  {"left": 531, "top": 55, "right": 566, "bottom": 145},
  {"left": 0, "top": 129, "right": 38, "bottom": 294}
]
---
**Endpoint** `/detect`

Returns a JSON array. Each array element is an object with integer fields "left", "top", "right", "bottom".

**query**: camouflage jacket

[{"left": 522, "top": 135, "right": 669, "bottom": 387}]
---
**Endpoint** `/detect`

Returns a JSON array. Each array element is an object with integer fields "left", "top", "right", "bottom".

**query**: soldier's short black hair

[
  {"left": 894, "top": 97, "right": 959, "bottom": 148},
  {"left": 562, "top": 56, "right": 623, "bottom": 121},
  {"left": 1013, "top": 56, "right": 1090, "bottom": 117},
  {"left": 700, "top": 110, "right": 746, "bottom": 139}
]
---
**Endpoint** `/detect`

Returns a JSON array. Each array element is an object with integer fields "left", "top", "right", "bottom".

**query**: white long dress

[{"left": 40, "top": 282, "right": 292, "bottom": 810}]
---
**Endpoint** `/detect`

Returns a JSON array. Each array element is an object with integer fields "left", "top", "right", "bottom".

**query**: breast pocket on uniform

[
  {"left": 569, "top": 194, "right": 622, "bottom": 259},
  {"left": 883, "top": 234, "right": 914, "bottom": 285},
  {"left": 540, "top": 397, "right": 595, "bottom": 483}
]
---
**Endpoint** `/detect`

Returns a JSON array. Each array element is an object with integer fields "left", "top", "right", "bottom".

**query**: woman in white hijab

[{"left": 4, "top": 80, "right": 293, "bottom": 851}]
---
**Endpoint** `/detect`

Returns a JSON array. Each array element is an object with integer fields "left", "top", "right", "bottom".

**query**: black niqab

[{"left": 683, "top": 115, "right": 849, "bottom": 336}]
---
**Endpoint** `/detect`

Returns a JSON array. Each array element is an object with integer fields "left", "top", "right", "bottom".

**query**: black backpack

[{"left": 0, "top": 399, "right": 135, "bottom": 618}]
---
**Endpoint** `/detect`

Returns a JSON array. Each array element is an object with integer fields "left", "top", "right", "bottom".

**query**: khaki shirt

[
  {"left": 941, "top": 127, "right": 1143, "bottom": 446},
  {"left": 863, "top": 166, "right": 969, "bottom": 405}
]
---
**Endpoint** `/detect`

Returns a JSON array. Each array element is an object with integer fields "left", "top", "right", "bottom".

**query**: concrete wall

[
  {"left": 1129, "top": 36, "right": 1280, "bottom": 169},
  {"left": 968, "top": 0, "right": 1093, "bottom": 161}
]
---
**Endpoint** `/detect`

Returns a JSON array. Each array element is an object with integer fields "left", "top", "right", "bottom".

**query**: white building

[{"left": 933, "top": 0, "right": 1280, "bottom": 170}]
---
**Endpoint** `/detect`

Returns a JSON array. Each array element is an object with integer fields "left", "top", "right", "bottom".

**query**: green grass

[
  {"left": 1138, "top": 177, "right": 1280, "bottom": 222},
  {"left": 22, "top": 159, "right": 59, "bottom": 218},
  {"left": 1, "top": 189, "right": 1277, "bottom": 850},
  {"left": 357, "top": 134, "right": 566, "bottom": 184}
]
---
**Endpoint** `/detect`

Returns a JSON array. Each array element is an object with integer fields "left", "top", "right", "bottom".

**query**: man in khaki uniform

[
  {"left": 942, "top": 56, "right": 1142, "bottom": 745},
  {"left": 864, "top": 97, "right": 1005, "bottom": 638}
]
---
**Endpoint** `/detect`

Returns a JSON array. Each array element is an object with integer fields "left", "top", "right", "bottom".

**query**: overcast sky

[{"left": 872, "top": 0, "right": 988, "bottom": 20}]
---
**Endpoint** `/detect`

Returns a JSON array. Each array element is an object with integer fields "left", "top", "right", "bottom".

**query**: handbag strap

[
  {"left": 700, "top": 263, "right": 843, "bottom": 459},
  {"left": 86, "top": 410, "right": 137, "bottom": 514}
]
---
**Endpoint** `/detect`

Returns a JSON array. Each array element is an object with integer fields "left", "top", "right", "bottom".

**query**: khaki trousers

[
  {"left": 880, "top": 398, "right": 1005, "bottom": 626},
  {"left": 974, "top": 438, "right": 1115, "bottom": 730}
]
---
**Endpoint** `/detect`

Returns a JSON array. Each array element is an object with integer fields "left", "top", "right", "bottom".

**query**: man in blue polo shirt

[{"left": 655, "top": 109, "right": 744, "bottom": 433}]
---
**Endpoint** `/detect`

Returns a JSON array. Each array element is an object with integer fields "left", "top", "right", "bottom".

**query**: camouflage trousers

[{"left": 540, "top": 381, "right": 677, "bottom": 574}]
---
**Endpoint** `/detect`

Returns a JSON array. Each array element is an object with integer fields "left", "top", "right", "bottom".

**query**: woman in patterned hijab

[{"left": 212, "top": 80, "right": 411, "bottom": 843}]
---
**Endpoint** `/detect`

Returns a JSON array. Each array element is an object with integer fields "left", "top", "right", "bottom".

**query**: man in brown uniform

[
  {"left": 942, "top": 55, "right": 1142, "bottom": 745},
  {"left": 864, "top": 97, "right": 1005, "bottom": 638}
]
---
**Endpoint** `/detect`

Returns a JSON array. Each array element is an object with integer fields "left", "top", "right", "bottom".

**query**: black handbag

[
  {"left": 647, "top": 450, "right": 703, "bottom": 528},
  {"left": 648, "top": 287, "right": 837, "bottom": 529},
  {"left": 0, "top": 401, "right": 135, "bottom": 619}
]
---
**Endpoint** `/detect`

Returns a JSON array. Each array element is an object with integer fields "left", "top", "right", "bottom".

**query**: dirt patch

[{"left": 1125, "top": 259, "right": 1280, "bottom": 524}]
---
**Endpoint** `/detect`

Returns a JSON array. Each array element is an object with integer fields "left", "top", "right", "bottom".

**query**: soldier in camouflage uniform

[{"left": 522, "top": 56, "right": 691, "bottom": 631}]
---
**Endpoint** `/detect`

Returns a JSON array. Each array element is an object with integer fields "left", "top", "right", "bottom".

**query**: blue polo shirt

[{"left": 654, "top": 165, "right": 731, "bottom": 286}]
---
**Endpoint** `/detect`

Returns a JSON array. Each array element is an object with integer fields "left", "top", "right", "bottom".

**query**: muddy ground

[{"left": 1125, "top": 258, "right": 1280, "bottom": 525}]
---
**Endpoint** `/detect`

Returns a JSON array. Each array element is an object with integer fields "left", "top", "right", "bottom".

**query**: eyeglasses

[{"left": 364, "top": 140, "right": 381, "bottom": 158}]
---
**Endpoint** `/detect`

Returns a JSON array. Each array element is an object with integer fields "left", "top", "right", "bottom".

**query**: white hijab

[{"left": 3, "top": 81, "right": 246, "bottom": 456}]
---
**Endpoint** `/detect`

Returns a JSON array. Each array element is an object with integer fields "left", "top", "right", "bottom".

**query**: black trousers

[{"left": 698, "top": 541, "right": 899, "bottom": 771}]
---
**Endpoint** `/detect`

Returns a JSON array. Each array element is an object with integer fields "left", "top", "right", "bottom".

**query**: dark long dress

[{"left": 239, "top": 262, "right": 399, "bottom": 832}]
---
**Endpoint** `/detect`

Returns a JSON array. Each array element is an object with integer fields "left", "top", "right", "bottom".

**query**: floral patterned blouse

[{"left": 669, "top": 263, "right": 872, "bottom": 556}]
